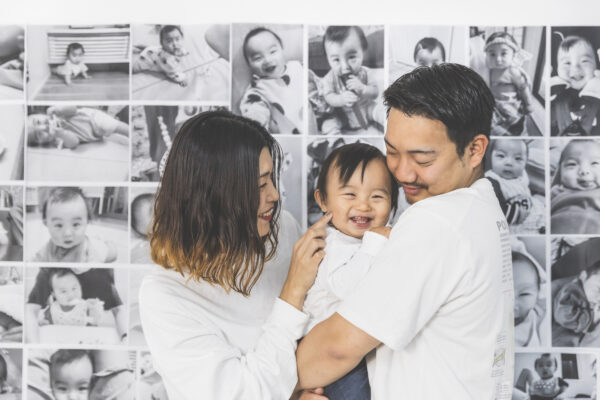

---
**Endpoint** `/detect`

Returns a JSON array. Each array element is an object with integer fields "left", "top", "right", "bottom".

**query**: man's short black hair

[
  {"left": 316, "top": 142, "right": 398, "bottom": 212},
  {"left": 383, "top": 63, "right": 494, "bottom": 157}
]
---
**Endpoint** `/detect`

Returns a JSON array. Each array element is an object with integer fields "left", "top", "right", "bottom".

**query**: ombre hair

[{"left": 150, "top": 110, "right": 282, "bottom": 296}]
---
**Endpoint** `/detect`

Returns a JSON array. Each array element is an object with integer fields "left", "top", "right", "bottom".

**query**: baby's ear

[{"left": 314, "top": 189, "right": 328, "bottom": 213}]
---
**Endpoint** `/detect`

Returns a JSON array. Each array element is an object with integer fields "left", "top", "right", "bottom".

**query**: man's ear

[
  {"left": 314, "top": 189, "right": 328, "bottom": 213},
  {"left": 467, "top": 134, "right": 489, "bottom": 169}
]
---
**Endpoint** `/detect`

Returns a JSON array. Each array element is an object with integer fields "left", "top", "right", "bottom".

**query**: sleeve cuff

[
  {"left": 360, "top": 231, "right": 388, "bottom": 257},
  {"left": 269, "top": 298, "right": 310, "bottom": 340}
]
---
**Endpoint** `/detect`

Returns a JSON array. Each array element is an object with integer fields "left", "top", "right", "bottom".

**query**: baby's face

[
  {"left": 324, "top": 29, "right": 365, "bottom": 77},
  {"left": 51, "top": 357, "right": 93, "bottom": 400},
  {"left": 51, "top": 273, "right": 83, "bottom": 307},
  {"left": 30, "top": 114, "right": 55, "bottom": 145},
  {"left": 535, "top": 357, "right": 556, "bottom": 380},
  {"left": 513, "top": 258, "right": 539, "bottom": 326},
  {"left": 68, "top": 48, "right": 84, "bottom": 65},
  {"left": 415, "top": 47, "right": 444, "bottom": 68},
  {"left": 161, "top": 28, "right": 185, "bottom": 56},
  {"left": 245, "top": 31, "right": 286, "bottom": 79},
  {"left": 491, "top": 140, "right": 527, "bottom": 180},
  {"left": 317, "top": 158, "right": 392, "bottom": 239},
  {"left": 559, "top": 141, "right": 600, "bottom": 191},
  {"left": 485, "top": 43, "right": 515, "bottom": 70},
  {"left": 557, "top": 42, "right": 597, "bottom": 90},
  {"left": 44, "top": 196, "right": 89, "bottom": 249}
]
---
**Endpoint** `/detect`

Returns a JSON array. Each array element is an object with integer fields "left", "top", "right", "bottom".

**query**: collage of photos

[{"left": 0, "top": 22, "right": 598, "bottom": 399}]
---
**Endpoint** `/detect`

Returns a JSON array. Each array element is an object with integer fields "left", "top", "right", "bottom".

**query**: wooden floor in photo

[{"left": 33, "top": 71, "right": 129, "bottom": 101}]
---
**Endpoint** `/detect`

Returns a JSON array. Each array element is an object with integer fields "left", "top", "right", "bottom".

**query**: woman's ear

[{"left": 314, "top": 189, "right": 328, "bottom": 213}]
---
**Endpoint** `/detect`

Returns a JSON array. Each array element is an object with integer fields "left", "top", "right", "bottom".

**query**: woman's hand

[{"left": 280, "top": 212, "right": 332, "bottom": 310}]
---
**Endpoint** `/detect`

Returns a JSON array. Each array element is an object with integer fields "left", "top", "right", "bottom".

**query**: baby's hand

[
  {"left": 86, "top": 298, "right": 105, "bottom": 324},
  {"left": 179, "top": 77, "right": 188, "bottom": 87},
  {"left": 340, "top": 90, "right": 358, "bottom": 107},
  {"left": 345, "top": 75, "right": 366, "bottom": 95},
  {"left": 369, "top": 226, "right": 391, "bottom": 238}
]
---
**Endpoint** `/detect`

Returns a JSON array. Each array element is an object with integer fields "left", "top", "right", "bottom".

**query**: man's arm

[{"left": 296, "top": 312, "right": 379, "bottom": 389}]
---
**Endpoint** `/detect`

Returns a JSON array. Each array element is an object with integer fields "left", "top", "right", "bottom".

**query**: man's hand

[{"left": 291, "top": 388, "right": 328, "bottom": 400}]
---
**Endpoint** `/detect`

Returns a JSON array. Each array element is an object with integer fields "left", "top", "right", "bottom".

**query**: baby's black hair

[
  {"left": 323, "top": 26, "right": 368, "bottom": 54},
  {"left": 242, "top": 27, "right": 283, "bottom": 63},
  {"left": 66, "top": 42, "right": 84, "bottom": 57},
  {"left": 485, "top": 31, "right": 518, "bottom": 48},
  {"left": 159, "top": 25, "right": 184, "bottom": 45},
  {"left": 42, "top": 187, "right": 92, "bottom": 222},
  {"left": 512, "top": 251, "right": 540, "bottom": 289},
  {"left": 558, "top": 35, "right": 599, "bottom": 66},
  {"left": 49, "top": 268, "right": 78, "bottom": 288},
  {"left": 413, "top": 37, "right": 446, "bottom": 62},
  {"left": 316, "top": 143, "right": 398, "bottom": 212},
  {"left": 0, "top": 353, "right": 6, "bottom": 382},
  {"left": 50, "top": 349, "right": 93, "bottom": 380}
]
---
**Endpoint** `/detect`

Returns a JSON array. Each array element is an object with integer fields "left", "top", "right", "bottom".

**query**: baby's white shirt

[{"left": 302, "top": 226, "right": 388, "bottom": 335}]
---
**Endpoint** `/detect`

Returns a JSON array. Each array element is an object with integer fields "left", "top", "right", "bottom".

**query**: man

[{"left": 296, "top": 63, "right": 514, "bottom": 399}]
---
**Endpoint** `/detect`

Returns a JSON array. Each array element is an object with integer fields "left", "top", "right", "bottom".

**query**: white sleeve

[
  {"left": 327, "top": 231, "right": 388, "bottom": 299},
  {"left": 139, "top": 281, "right": 308, "bottom": 400},
  {"left": 337, "top": 207, "right": 469, "bottom": 350}
]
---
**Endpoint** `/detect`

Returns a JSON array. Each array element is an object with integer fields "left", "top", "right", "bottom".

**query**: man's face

[{"left": 384, "top": 108, "right": 483, "bottom": 204}]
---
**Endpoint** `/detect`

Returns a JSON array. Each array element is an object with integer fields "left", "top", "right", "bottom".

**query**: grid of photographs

[{"left": 0, "top": 22, "right": 599, "bottom": 399}]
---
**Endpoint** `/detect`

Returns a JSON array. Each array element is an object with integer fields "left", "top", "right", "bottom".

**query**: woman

[{"left": 139, "top": 110, "right": 331, "bottom": 399}]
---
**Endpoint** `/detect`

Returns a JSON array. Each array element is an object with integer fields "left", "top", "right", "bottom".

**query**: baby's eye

[
  {"left": 564, "top": 161, "right": 577, "bottom": 168},
  {"left": 73, "top": 223, "right": 81, "bottom": 228},
  {"left": 53, "top": 224, "right": 63, "bottom": 228},
  {"left": 515, "top": 157, "right": 523, "bottom": 162}
]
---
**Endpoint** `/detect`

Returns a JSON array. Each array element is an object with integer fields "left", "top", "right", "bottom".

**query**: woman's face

[{"left": 257, "top": 147, "right": 279, "bottom": 237}]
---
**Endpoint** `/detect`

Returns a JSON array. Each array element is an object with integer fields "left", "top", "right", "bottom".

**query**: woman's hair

[{"left": 151, "top": 110, "right": 283, "bottom": 296}]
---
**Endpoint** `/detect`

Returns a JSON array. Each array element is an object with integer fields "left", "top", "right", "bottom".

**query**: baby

[
  {"left": 130, "top": 193, "right": 154, "bottom": 264},
  {"left": 319, "top": 26, "right": 384, "bottom": 134},
  {"left": 551, "top": 35, "right": 600, "bottom": 136},
  {"left": 528, "top": 354, "right": 569, "bottom": 400},
  {"left": 33, "top": 187, "right": 117, "bottom": 263},
  {"left": 512, "top": 244, "right": 546, "bottom": 347},
  {"left": 49, "top": 349, "right": 94, "bottom": 400},
  {"left": 41, "top": 269, "right": 103, "bottom": 326},
  {"left": 52, "top": 43, "right": 89, "bottom": 85},
  {"left": 303, "top": 143, "right": 398, "bottom": 400},
  {"left": 484, "top": 32, "right": 534, "bottom": 136},
  {"left": 239, "top": 27, "right": 303, "bottom": 134},
  {"left": 27, "top": 106, "right": 129, "bottom": 150},
  {"left": 553, "top": 260, "right": 600, "bottom": 345},
  {"left": 485, "top": 139, "right": 544, "bottom": 233},
  {"left": 0, "top": 353, "right": 14, "bottom": 394},
  {"left": 413, "top": 37, "right": 446, "bottom": 67},
  {"left": 133, "top": 25, "right": 190, "bottom": 86}
]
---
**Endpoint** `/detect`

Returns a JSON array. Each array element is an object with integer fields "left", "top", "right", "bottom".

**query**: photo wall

[{"left": 0, "top": 22, "right": 599, "bottom": 399}]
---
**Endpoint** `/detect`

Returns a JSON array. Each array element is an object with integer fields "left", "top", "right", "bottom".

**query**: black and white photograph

[
  {"left": 132, "top": 24, "right": 230, "bottom": 102},
  {"left": 0, "top": 26, "right": 24, "bottom": 101},
  {"left": 27, "top": 25, "right": 130, "bottom": 101},
  {"left": 0, "top": 186, "right": 23, "bottom": 263},
  {"left": 26, "top": 105, "right": 130, "bottom": 182},
  {"left": 0, "top": 105, "right": 24, "bottom": 181},
  {"left": 470, "top": 26, "right": 546, "bottom": 137},
  {"left": 24, "top": 267, "right": 129, "bottom": 345},
  {"left": 551, "top": 26, "right": 600, "bottom": 137},
  {"left": 306, "top": 137, "right": 385, "bottom": 226},
  {"left": 511, "top": 237, "right": 548, "bottom": 347},
  {"left": 131, "top": 105, "right": 226, "bottom": 182},
  {"left": 25, "top": 186, "right": 128, "bottom": 263},
  {"left": 550, "top": 138, "right": 600, "bottom": 234},
  {"left": 130, "top": 187, "right": 156, "bottom": 265},
  {"left": 128, "top": 268, "right": 152, "bottom": 346},
  {"left": 275, "top": 136, "right": 303, "bottom": 226},
  {"left": 137, "top": 351, "right": 168, "bottom": 400},
  {"left": 308, "top": 25, "right": 385, "bottom": 136},
  {"left": 388, "top": 25, "right": 468, "bottom": 83},
  {"left": 484, "top": 138, "right": 545, "bottom": 234},
  {"left": 28, "top": 348, "right": 135, "bottom": 400},
  {"left": 232, "top": 24, "right": 304, "bottom": 134},
  {"left": 0, "top": 348, "right": 22, "bottom": 399},
  {"left": 551, "top": 236, "right": 600, "bottom": 347},
  {"left": 512, "top": 352, "right": 596, "bottom": 399},
  {"left": 0, "top": 267, "right": 23, "bottom": 344}
]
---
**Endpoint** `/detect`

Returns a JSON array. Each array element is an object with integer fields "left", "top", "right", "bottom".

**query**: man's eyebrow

[
  {"left": 407, "top": 149, "right": 436, "bottom": 155},
  {"left": 384, "top": 138, "right": 396, "bottom": 150}
]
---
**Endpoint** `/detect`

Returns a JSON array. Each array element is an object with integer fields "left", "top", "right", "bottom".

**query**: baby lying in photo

[{"left": 133, "top": 25, "right": 190, "bottom": 86}]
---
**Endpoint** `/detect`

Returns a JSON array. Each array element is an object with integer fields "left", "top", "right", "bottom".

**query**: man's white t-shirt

[{"left": 337, "top": 178, "right": 515, "bottom": 399}]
